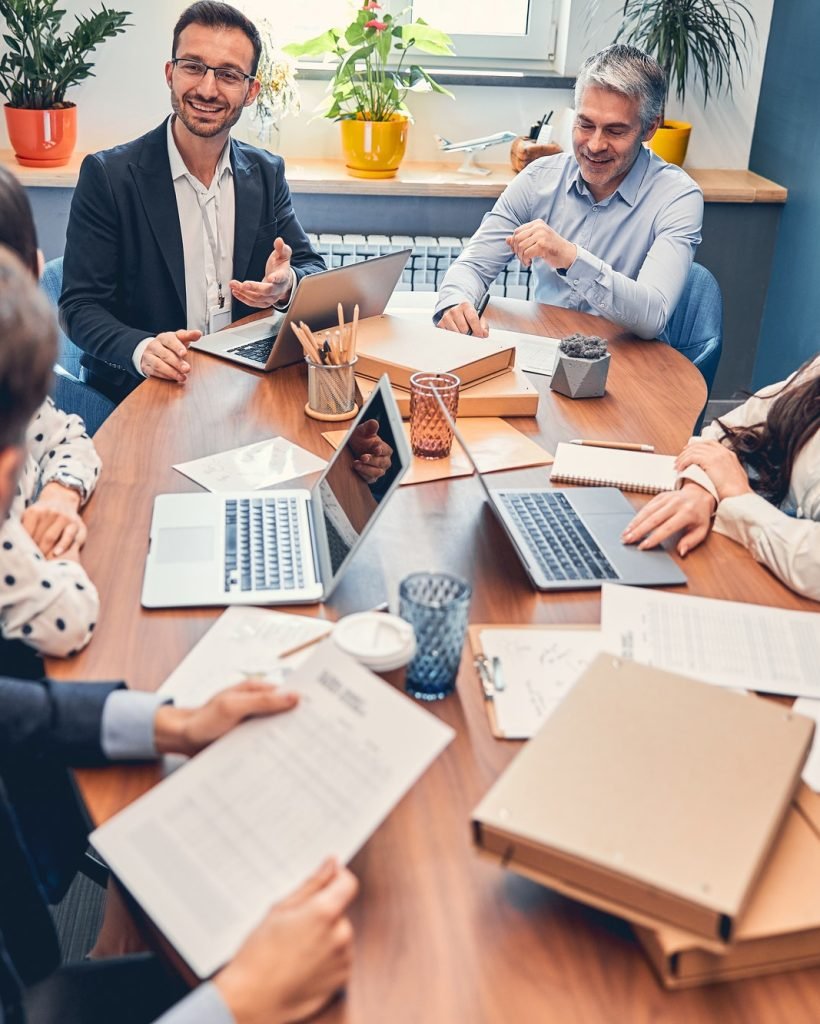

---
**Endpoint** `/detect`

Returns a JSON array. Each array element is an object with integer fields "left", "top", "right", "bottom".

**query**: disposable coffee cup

[{"left": 330, "top": 611, "right": 417, "bottom": 688}]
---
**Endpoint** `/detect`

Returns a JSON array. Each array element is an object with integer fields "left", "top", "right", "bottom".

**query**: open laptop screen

[{"left": 316, "top": 385, "right": 405, "bottom": 578}]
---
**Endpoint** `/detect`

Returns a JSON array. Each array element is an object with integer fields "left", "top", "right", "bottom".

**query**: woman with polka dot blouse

[{"left": 0, "top": 167, "right": 101, "bottom": 657}]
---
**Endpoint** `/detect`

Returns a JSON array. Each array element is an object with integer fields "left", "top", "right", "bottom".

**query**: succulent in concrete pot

[{"left": 550, "top": 334, "right": 611, "bottom": 399}]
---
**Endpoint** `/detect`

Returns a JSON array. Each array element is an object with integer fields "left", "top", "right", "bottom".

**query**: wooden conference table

[{"left": 49, "top": 300, "right": 819, "bottom": 1024}]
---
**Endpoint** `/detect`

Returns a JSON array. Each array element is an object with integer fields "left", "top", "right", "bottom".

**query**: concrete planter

[{"left": 550, "top": 352, "right": 611, "bottom": 399}]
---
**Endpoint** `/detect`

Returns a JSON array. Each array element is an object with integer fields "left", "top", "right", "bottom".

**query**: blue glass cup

[{"left": 399, "top": 572, "right": 472, "bottom": 700}]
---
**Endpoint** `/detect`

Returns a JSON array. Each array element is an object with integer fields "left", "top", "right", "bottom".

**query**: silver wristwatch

[{"left": 52, "top": 471, "right": 87, "bottom": 502}]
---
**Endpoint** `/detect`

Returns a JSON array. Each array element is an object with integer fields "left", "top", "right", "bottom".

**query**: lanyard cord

[{"left": 197, "top": 189, "right": 225, "bottom": 309}]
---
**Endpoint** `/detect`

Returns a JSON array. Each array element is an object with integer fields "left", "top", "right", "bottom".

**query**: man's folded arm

[
  {"left": 60, "top": 154, "right": 150, "bottom": 375},
  {"left": 562, "top": 188, "right": 704, "bottom": 339}
]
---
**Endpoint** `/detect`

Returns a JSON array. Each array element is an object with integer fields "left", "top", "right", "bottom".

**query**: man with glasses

[
  {"left": 435, "top": 44, "right": 703, "bottom": 342},
  {"left": 61, "top": 1, "right": 325, "bottom": 404}
]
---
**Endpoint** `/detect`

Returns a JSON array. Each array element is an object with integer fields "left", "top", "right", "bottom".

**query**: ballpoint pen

[
  {"left": 569, "top": 439, "right": 655, "bottom": 453},
  {"left": 466, "top": 292, "right": 490, "bottom": 337}
]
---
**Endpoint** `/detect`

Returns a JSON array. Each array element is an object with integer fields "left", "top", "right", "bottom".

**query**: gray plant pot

[{"left": 550, "top": 352, "right": 611, "bottom": 399}]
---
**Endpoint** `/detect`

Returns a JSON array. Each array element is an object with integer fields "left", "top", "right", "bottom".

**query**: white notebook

[{"left": 549, "top": 442, "right": 678, "bottom": 494}]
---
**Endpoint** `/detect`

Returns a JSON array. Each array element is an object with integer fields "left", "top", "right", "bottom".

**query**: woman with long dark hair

[
  {"left": 623, "top": 355, "right": 820, "bottom": 600},
  {"left": 0, "top": 165, "right": 101, "bottom": 656}
]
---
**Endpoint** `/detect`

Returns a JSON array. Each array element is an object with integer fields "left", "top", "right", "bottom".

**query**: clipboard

[{"left": 467, "top": 624, "right": 600, "bottom": 740}]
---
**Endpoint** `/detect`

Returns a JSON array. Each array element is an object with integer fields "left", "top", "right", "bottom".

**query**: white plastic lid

[{"left": 331, "top": 612, "right": 417, "bottom": 673}]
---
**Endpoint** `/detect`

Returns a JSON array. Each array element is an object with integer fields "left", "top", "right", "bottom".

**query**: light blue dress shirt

[
  {"left": 99, "top": 691, "right": 237, "bottom": 1023},
  {"left": 436, "top": 146, "right": 703, "bottom": 339}
]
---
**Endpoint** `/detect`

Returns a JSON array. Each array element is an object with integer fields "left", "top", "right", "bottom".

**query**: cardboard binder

[
  {"left": 356, "top": 367, "right": 539, "bottom": 418},
  {"left": 472, "top": 655, "right": 814, "bottom": 950},
  {"left": 635, "top": 785, "right": 820, "bottom": 987},
  {"left": 353, "top": 314, "right": 516, "bottom": 390}
]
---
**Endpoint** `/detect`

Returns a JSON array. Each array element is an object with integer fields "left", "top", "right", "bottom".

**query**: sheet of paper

[
  {"left": 479, "top": 628, "right": 603, "bottom": 738},
  {"left": 793, "top": 698, "right": 820, "bottom": 792},
  {"left": 158, "top": 607, "right": 334, "bottom": 707},
  {"left": 323, "top": 417, "right": 552, "bottom": 486},
  {"left": 92, "top": 643, "right": 454, "bottom": 979},
  {"left": 173, "top": 437, "right": 326, "bottom": 493},
  {"left": 489, "top": 329, "right": 560, "bottom": 376},
  {"left": 600, "top": 584, "right": 820, "bottom": 699}
]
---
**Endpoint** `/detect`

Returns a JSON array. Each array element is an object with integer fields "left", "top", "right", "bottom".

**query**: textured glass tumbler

[
  {"left": 399, "top": 572, "right": 472, "bottom": 700},
  {"left": 306, "top": 357, "right": 358, "bottom": 417},
  {"left": 409, "top": 372, "right": 460, "bottom": 459}
]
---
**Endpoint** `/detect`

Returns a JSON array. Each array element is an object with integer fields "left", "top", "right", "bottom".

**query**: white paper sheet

[
  {"left": 600, "top": 584, "right": 820, "bottom": 698},
  {"left": 92, "top": 643, "right": 454, "bottom": 979},
  {"left": 173, "top": 437, "right": 326, "bottom": 493},
  {"left": 489, "top": 329, "right": 560, "bottom": 376},
  {"left": 792, "top": 698, "right": 820, "bottom": 792},
  {"left": 158, "top": 607, "right": 334, "bottom": 707},
  {"left": 479, "top": 628, "right": 604, "bottom": 738}
]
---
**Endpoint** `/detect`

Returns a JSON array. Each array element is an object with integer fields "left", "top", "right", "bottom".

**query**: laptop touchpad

[{"left": 155, "top": 526, "right": 214, "bottom": 563}]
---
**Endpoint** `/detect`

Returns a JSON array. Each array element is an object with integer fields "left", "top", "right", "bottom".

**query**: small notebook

[{"left": 549, "top": 442, "right": 678, "bottom": 494}]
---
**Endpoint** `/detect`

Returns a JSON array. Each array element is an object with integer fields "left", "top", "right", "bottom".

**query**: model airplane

[{"left": 435, "top": 130, "right": 518, "bottom": 176}]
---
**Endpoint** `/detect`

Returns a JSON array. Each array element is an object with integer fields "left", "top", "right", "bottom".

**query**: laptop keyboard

[
  {"left": 224, "top": 497, "right": 306, "bottom": 592},
  {"left": 227, "top": 336, "right": 276, "bottom": 364},
  {"left": 499, "top": 491, "right": 619, "bottom": 582}
]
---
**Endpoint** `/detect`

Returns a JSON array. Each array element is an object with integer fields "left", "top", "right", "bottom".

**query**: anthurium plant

[
  {"left": 0, "top": 0, "right": 130, "bottom": 109},
  {"left": 284, "top": 1, "right": 454, "bottom": 122}
]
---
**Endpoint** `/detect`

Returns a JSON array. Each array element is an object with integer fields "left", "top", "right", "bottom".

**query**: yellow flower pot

[
  {"left": 340, "top": 115, "right": 409, "bottom": 179},
  {"left": 648, "top": 120, "right": 692, "bottom": 167}
]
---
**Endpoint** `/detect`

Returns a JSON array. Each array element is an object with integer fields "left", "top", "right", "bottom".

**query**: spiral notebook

[{"left": 549, "top": 442, "right": 678, "bottom": 494}]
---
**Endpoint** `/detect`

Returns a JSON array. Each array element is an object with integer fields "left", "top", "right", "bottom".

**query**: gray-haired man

[{"left": 435, "top": 44, "right": 703, "bottom": 340}]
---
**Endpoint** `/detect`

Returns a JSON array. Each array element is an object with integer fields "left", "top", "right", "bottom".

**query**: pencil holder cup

[{"left": 305, "top": 357, "right": 359, "bottom": 422}]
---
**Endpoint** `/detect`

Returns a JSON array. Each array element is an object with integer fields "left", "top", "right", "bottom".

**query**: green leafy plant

[
  {"left": 284, "top": 1, "right": 454, "bottom": 122},
  {"left": 613, "top": 0, "right": 756, "bottom": 115},
  {"left": 0, "top": 0, "right": 130, "bottom": 109}
]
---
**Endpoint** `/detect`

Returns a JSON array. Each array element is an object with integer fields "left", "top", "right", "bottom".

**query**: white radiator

[{"left": 307, "top": 233, "right": 534, "bottom": 299}]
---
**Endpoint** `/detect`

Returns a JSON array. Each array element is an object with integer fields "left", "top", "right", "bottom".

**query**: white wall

[{"left": 0, "top": 0, "right": 773, "bottom": 169}]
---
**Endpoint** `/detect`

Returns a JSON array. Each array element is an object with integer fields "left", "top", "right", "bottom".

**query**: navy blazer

[
  {"left": 60, "top": 120, "right": 326, "bottom": 402},
  {"left": 0, "top": 674, "right": 120, "bottom": 1015}
]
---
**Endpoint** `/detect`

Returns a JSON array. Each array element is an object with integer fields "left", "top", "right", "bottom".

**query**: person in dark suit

[
  {"left": 60, "top": 1, "right": 326, "bottom": 405},
  {"left": 0, "top": 244, "right": 356, "bottom": 1022}
]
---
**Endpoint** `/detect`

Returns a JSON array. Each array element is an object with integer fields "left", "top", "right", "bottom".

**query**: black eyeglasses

[{"left": 170, "top": 58, "right": 254, "bottom": 88}]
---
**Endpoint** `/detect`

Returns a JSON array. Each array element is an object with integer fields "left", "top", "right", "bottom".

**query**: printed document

[
  {"left": 478, "top": 627, "right": 603, "bottom": 738},
  {"left": 600, "top": 585, "right": 820, "bottom": 698},
  {"left": 92, "top": 642, "right": 454, "bottom": 979},
  {"left": 158, "top": 607, "right": 334, "bottom": 707},
  {"left": 174, "top": 437, "right": 326, "bottom": 493},
  {"left": 491, "top": 329, "right": 559, "bottom": 376}
]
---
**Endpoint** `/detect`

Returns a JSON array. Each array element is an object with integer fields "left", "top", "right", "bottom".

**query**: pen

[
  {"left": 474, "top": 656, "right": 495, "bottom": 700},
  {"left": 569, "top": 439, "right": 655, "bottom": 453},
  {"left": 466, "top": 292, "right": 490, "bottom": 337}
]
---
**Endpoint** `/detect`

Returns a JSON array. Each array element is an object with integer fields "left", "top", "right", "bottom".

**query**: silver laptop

[
  {"left": 449, "top": 416, "right": 686, "bottom": 591},
  {"left": 141, "top": 376, "right": 410, "bottom": 608},
  {"left": 190, "top": 249, "right": 411, "bottom": 371}
]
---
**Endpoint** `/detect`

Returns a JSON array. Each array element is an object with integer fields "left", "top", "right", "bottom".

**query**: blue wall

[{"left": 749, "top": 0, "right": 820, "bottom": 388}]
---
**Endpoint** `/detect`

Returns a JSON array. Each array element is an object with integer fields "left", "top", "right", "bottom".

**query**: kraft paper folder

[
  {"left": 356, "top": 367, "right": 539, "bottom": 418},
  {"left": 635, "top": 785, "right": 820, "bottom": 987},
  {"left": 353, "top": 314, "right": 515, "bottom": 390},
  {"left": 467, "top": 624, "right": 597, "bottom": 739},
  {"left": 472, "top": 655, "right": 814, "bottom": 950}
]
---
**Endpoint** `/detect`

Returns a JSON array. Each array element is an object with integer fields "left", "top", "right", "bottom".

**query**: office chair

[
  {"left": 661, "top": 262, "right": 723, "bottom": 433},
  {"left": 41, "top": 258, "right": 115, "bottom": 435}
]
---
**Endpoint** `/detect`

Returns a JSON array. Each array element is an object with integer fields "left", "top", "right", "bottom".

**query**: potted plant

[
  {"left": 613, "top": 0, "right": 756, "bottom": 166},
  {"left": 284, "top": 2, "right": 454, "bottom": 179},
  {"left": 247, "top": 19, "right": 300, "bottom": 149},
  {"left": 550, "top": 334, "right": 611, "bottom": 399},
  {"left": 0, "top": 0, "right": 129, "bottom": 168}
]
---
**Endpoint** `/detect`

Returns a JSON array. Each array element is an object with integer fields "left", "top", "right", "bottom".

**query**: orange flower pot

[
  {"left": 339, "top": 115, "right": 409, "bottom": 179},
  {"left": 4, "top": 103, "right": 78, "bottom": 168}
]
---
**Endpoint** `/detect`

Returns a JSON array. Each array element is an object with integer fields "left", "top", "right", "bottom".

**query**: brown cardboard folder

[
  {"left": 635, "top": 785, "right": 820, "bottom": 987},
  {"left": 353, "top": 314, "right": 515, "bottom": 390},
  {"left": 356, "top": 366, "right": 539, "bottom": 418},
  {"left": 472, "top": 655, "right": 813, "bottom": 950}
]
